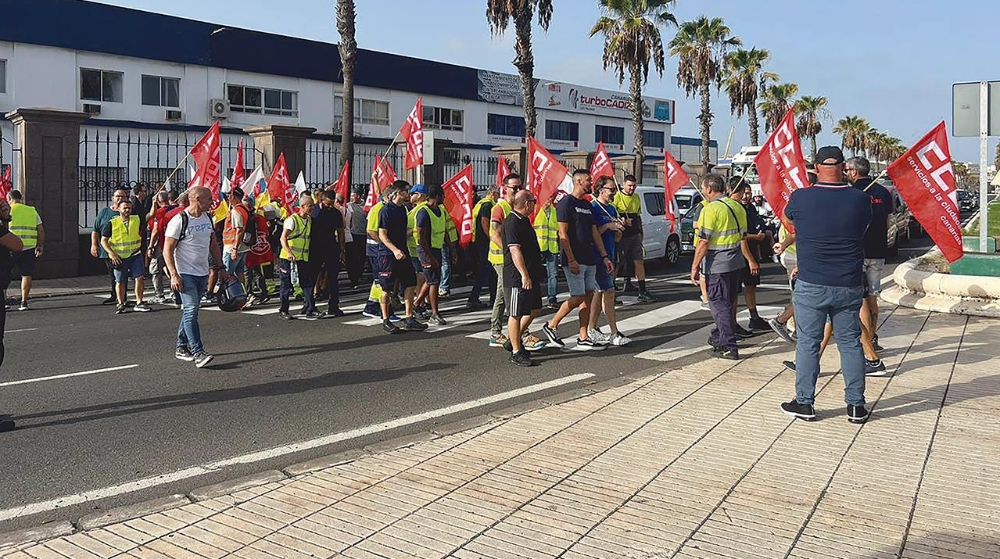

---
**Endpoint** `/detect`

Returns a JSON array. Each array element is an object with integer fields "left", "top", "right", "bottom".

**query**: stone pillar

[
  {"left": 612, "top": 154, "right": 641, "bottom": 182},
  {"left": 560, "top": 150, "right": 592, "bottom": 174},
  {"left": 245, "top": 124, "right": 316, "bottom": 178},
  {"left": 6, "top": 108, "right": 90, "bottom": 278},
  {"left": 685, "top": 162, "right": 713, "bottom": 182},
  {"left": 424, "top": 137, "right": 453, "bottom": 186},
  {"left": 492, "top": 145, "right": 526, "bottom": 178}
]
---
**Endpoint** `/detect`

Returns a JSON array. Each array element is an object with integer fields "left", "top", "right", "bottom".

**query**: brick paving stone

[
  {"left": 103, "top": 524, "right": 157, "bottom": 546},
  {"left": 461, "top": 539, "right": 547, "bottom": 559},
  {"left": 58, "top": 534, "right": 120, "bottom": 559},
  {"left": 293, "top": 518, "right": 362, "bottom": 548},
  {"left": 214, "top": 511, "right": 279, "bottom": 537},
  {"left": 123, "top": 519, "right": 173, "bottom": 540},
  {"left": 195, "top": 518, "right": 261, "bottom": 546},
  {"left": 177, "top": 525, "right": 246, "bottom": 554},
  {"left": 352, "top": 538, "right": 424, "bottom": 559},
  {"left": 144, "top": 538, "right": 211, "bottom": 559},
  {"left": 122, "top": 546, "right": 173, "bottom": 559},
  {"left": 245, "top": 538, "right": 318, "bottom": 559},
  {"left": 161, "top": 532, "right": 230, "bottom": 559},
  {"left": 376, "top": 523, "right": 458, "bottom": 554},
  {"left": 38, "top": 540, "right": 98, "bottom": 559}
]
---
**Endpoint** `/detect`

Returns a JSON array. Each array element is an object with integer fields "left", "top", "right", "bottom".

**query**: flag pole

[{"left": 157, "top": 151, "right": 193, "bottom": 194}]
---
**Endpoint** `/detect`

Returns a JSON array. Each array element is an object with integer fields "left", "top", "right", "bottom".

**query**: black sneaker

[
  {"left": 872, "top": 334, "right": 883, "bottom": 352},
  {"left": 0, "top": 416, "right": 14, "bottom": 433},
  {"left": 279, "top": 311, "right": 296, "bottom": 320},
  {"left": 713, "top": 346, "right": 740, "bottom": 360},
  {"left": 330, "top": 307, "right": 346, "bottom": 317},
  {"left": 101, "top": 296, "right": 117, "bottom": 306},
  {"left": 780, "top": 399, "right": 816, "bottom": 421},
  {"left": 383, "top": 320, "right": 402, "bottom": 334},
  {"left": 707, "top": 337, "right": 722, "bottom": 351},
  {"left": 115, "top": 303, "right": 127, "bottom": 314},
  {"left": 193, "top": 352, "right": 214, "bottom": 369},
  {"left": 847, "top": 404, "right": 869, "bottom": 424},
  {"left": 865, "top": 359, "right": 888, "bottom": 376},
  {"left": 510, "top": 350, "right": 533, "bottom": 367},
  {"left": 783, "top": 360, "right": 797, "bottom": 371},
  {"left": 503, "top": 337, "right": 514, "bottom": 353},
  {"left": 404, "top": 317, "right": 428, "bottom": 331},
  {"left": 175, "top": 347, "right": 195, "bottom": 362},
  {"left": 734, "top": 324, "right": 755, "bottom": 338},
  {"left": 541, "top": 323, "right": 564, "bottom": 347},
  {"left": 748, "top": 317, "right": 770, "bottom": 331}
]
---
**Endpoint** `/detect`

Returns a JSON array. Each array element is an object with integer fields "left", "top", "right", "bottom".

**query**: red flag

[
  {"left": 442, "top": 164, "right": 475, "bottom": 247},
  {"left": 663, "top": 151, "right": 690, "bottom": 232},
  {"left": 887, "top": 121, "right": 963, "bottom": 263},
  {"left": 365, "top": 155, "right": 397, "bottom": 213},
  {"left": 527, "top": 137, "right": 570, "bottom": 215},
  {"left": 399, "top": 98, "right": 424, "bottom": 170},
  {"left": 333, "top": 160, "right": 351, "bottom": 204},
  {"left": 266, "top": 153, "right": 295, "bottom": 216},
  {"left": 754, "top": 109, "right": 809, "bottom": 233},
  {"left": 0, "top": 166, "right": 11, "bottom": 200},
  {"left": 496, "top": 156, "right": 511, "bottom": 198},
  {"left": 590, "top": 142, "right": 614, "bottom": 181},
  {"left": 231, "top": 138, "right": 246, "bottom": 189},
  {"left": 189, "top": 122, "right": 222, "bottom": 201}
]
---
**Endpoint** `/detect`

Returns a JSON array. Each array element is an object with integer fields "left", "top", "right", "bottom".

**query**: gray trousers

[{"left": 490, "top": 263, "right": 506, "bottom": 335}]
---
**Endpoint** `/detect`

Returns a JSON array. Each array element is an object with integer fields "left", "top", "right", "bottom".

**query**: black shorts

[
  {"left": 741, "top": 263, "right": 760, "bottom": 287},
  {"left": 506, "top": 285, "right": 542, "bottom": 318},
  {"left": 377, "top": 254, "right": 417, "bottom": 290},
  {"left": 13, "top": 250, "right": 36, "bottom": 276},
  {"left": 419, "top": 248, "right": 443, "bottom": 286}
]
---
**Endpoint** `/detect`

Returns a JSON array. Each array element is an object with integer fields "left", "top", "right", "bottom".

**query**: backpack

[
  {"left": 176, "top": 212, "right": 189, "bottom": 243},
  {"left": 240, "top": 205, "right": 257, "bottom": 245}
]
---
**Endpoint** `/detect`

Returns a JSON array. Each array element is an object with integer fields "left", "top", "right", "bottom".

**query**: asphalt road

[{"left": 0, "top": 231, "right": 937, "bottom": 533}]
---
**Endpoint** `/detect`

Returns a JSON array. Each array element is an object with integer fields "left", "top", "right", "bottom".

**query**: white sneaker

[
  {"left": 610, "top": 332, "right": 632, "bottom": 346},
  {"left": 587, "top": 328, "right": 611, "bottom": 345}
]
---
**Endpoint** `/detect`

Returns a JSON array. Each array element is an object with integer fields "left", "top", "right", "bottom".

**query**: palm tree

[
  {"left": 795, "top": 95, "right": 830, "bottom": 162},
  {"left": 590, "top": 0, "right": 677, "bottom": 173},
  {"left": 861, "top": 127, "right": 884, "bottom": 161},
  {"left": 668, "top": 16, "right": 741, "bottom": 168},
  {"left": 758, "top": 82, "right": 798, "bottom": 135},
  {"left": 487, "top": 0, "right": 554, "bottom": 139},
  {"left": 722, "top": 47, "right": 776, "bottom": 146},
  {"left": 336, "top": 0, "right": 357, "bottom": 186},
  {"left": 832, "top": 115, "right": 870, "bottom": 157}
]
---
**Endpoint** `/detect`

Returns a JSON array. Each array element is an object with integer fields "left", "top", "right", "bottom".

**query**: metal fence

[{"left": 77, "top": 127, "right": 265, "bottom": 229}]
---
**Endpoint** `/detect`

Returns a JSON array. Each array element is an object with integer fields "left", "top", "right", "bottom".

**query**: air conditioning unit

[
  {"left": 209, "top": 98, "right": 230, "bottom": 119},
  {"left": 82, "top": 103, "right": 101, "bottom": 115},
  {"left": 165, "top": 109, "right": 183, "bottom": 121}
]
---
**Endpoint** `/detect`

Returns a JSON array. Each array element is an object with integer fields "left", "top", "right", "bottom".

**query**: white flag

[
  {"left": 221, "top": 175, "right": 231, "bottom": 195},
  {"left": 294, "top": 171, "right": 308, "bottom": 195}
]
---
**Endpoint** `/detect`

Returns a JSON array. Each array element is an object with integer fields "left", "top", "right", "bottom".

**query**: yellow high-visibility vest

[
  {"left": 279, "top": 214, "right": 312, "bottom": 261},
  {"left": 10, "top": 203, "right": 39, "bottom": 248},
  {"left": 109, "top": 214, "right": 141, "bottom": 258},
  {"left": 416, "top": 205, "right": 448, "bottom": 249},
  {"left": 471, "top": 198, "right": 494, "bottom": 242},
  {"left": 487, "top": 199, "right": 512, "bottom": 265},
  {"left": 700, "top": 197, "right": 747, "bottom": 251},
  {"left": 533, "top": 204, "right": 559, "bottom": 254},
  {"left": 407, "top": 201, "right": 427, "bottom": 254}
]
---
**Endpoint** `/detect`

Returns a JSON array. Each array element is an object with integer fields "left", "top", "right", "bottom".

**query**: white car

[{"left": 630, "top": 185, "right": 683, "bottom": 267}]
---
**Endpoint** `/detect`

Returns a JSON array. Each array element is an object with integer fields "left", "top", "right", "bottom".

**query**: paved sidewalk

[
  {"left": 2, "top": 305, "right": 998, "bottom": 559},
  {"left": 16, "top": 275, "right": 110, "bottom": 299}
]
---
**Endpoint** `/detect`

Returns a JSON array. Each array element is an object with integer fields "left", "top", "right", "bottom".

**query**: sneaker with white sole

[
  {"left": 133, "top": 302, "right": 152, "bottom": 312},
  {"left": 769, "top": 318, "right": 795, "bottom": 344},
  {"left": 574, "top": 337, "right": 603, "bottom": 351},
  {"left": 610, "top": 332, "right": 632, "bottom": 346},
  {"left": 847, "top": 404, "right": 869, "bottom": 424},
  {"left": 193, "top": 352, "right": 214, "bottom": 369},
  {"left": 865, "top": 359, "right": 888, "bottom": 376},
  {"left": 587, "top": 328, "right": 611, "bottom": 345},
  {"left": 541, "top": 323, "right": 564, "bottom": 347},
  {"left": 522, "top": 334, "right": 548, "bottom": 351},
  {"left": 17, "top": 301, "right": 28, "bottom": 311},
  {"left": 780, "top": 399, "right": 816, "bottom": 421},
  {"left": 428, "top": 313, "right": 446, "bottom": 326},
  {"left": 175, "top": 347, "right": 195, "bottom": 361},
  {"left": 489, "top": 333, "right": 509, "bottom": 348}
]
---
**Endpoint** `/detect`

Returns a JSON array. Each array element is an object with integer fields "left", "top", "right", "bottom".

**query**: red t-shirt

[{"left": 151, "top": 205, "right": 181, "bottom": 248}]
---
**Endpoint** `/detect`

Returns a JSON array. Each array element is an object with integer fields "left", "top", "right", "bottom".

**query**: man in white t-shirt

[{"left": 164, "top": 186, "right": 227, "bottom": 369}]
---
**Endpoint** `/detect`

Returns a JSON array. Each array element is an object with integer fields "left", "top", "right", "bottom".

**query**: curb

[{"left": 77, "top": 495, "right": 190, "bottom": 531}]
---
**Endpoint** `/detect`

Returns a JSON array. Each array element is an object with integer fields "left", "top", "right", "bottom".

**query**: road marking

[
  {"left": 6, "top": 328, "right": 38, "bottom": 334},
  {"left": 663, "top": 279, "right": 791, "bottom": 291},
  {"left": 614, "top": 300, "right": 705, "bottom": 334},
  {"left": 0, "top": 365, "right": 139, "bottom": 388},
  {"left": 465, "top": 291, "right": 618, "bottom": 340},
  {"left": 635, "top": 306, "right": 782, "bottom": 363},
  {"left": 0, "top": 372, "right": 595, "bottom": 522}
]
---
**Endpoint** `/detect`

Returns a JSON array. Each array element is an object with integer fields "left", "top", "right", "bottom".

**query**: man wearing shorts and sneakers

[
  {"left": 503, "top": 191, "right": 546, "bottom": 366},
  {"left": 729, "top": 179, "right": 767, "bottom": 335},
  {"left": 589, "top": 177, "right": 630, "bottom": 346},
  {"left": 541, "top": 169, "right": 614, "bottom": 350},
  {"left": 847, "top": 156, "right": 890, "bottom": 374},
  {"left": 377, "top": 184, "right": 427, "bottom": 334},
  {"left": 100, "top": 198, "right": 152, "bottom": 314}
]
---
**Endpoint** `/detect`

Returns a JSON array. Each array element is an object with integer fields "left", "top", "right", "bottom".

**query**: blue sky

[{"left": 96, "top": 0, "right": 998, "bottom": 161}]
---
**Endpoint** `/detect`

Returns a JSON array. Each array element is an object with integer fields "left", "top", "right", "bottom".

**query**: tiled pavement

[{"left": 2, "top": 305, "right": 998, "bottom": 559}]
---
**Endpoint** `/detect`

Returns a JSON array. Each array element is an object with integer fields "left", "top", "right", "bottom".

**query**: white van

[{"left": 630, "top": 185, "right": 683, "bottom": 267}]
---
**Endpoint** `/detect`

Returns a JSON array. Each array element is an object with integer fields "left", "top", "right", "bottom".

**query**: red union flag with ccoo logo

[
  {"left": 527, "top": 137, "right": 570, "bottom": 214},
  {"left": 189, "top": 122, "right": 223, "bottom": 201},
  {"left": 266, "top": 153, "right": 295, "bottom": 216},
  {"left": 590, "top": 142, "right": 614, "bottom": 181},
  {"left": 333, "top": 160, "right": 351, "bottom": 204},
  {"left": 230, "top": 138, "right": 246, "bottom": 189},
  {"left": 365, "top": 155, "right": 397, "bottom": 213},
  {"left": 754, "top": 109, "right": 809, "bottom": 232},
  {"left": 887, "top": 121, "right": 963, "bottom": 263},
  {"left": 663, "top": 151, "right": 690, "bottom": 232},
  {"left": 442, "top": 164, "right": 475, "bottom": 247},
  {"left": 399, "top": 98, "right": 424, "bottom": 170}
]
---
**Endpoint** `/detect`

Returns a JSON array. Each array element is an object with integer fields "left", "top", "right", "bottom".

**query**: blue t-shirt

[
  {"left": 591, "top": 199, "right": 618, "bottom": 260},
  {"left": 376, "top": 202, "right": 409, "bottom": 257},
  {"left": 785, "top": 183, "right": 872, "bottom": 287},
  {"left": 557, "top": 194, "right": 598, "bottom": 266}
]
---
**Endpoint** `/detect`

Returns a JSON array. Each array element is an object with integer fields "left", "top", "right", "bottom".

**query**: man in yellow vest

[
  {"left": 406, "top": 184, "right": 428, "bottom": 317},
  {"left": 7, "top": 191, "right": 44, "bottom": 311},
  {"left": 466, "top": 185, "right": 499, "bottom": 309},
  {"left": 100, "top": 198, "right": 151, "bottom": 314},
  {"left": 689, "top": 173, "right": 756, "bottom": 360},
  {"left": 413, "top": 184, "right": 457, "bottom": 325},
  {"left": 278, "top": 193, "right": 317, "bottom": 320},
  {"left": 612, "top": 175, "right": 655, "bottom": 302},
  {"left": 487, "top": 175, "right": 519, "bottom": 347},
  {"left": 533, "top": 194, "right": 560, "bottom": 310}
]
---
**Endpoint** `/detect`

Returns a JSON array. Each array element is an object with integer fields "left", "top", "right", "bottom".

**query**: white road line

[
  {"left": 635, "top": 306, "right": 782, "bottom": 363},
  {"left": 663, "top": 279, "right": 790, "bottom": 291},
  {"left": 614, "top": 300, "right": 705, "bottom": 334},
  {"left": 5, "top": 328, "right": 38, "bottom": 334},
  {"left": 0, "top": 372, "right": 595, "bottom": 522},
  {"left": 465, "top": 291, "right": 614, "bottom": 340},
  {"left": 0, "top": 365, "right": 139, "bottom": 388}
]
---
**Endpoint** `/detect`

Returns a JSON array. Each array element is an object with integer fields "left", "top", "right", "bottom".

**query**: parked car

[
  {"left": 632, "top": 185, "right": 683, "bottom": 266},
  {"left": 957, "top": 189, "right": 978, "bottom": 212}
]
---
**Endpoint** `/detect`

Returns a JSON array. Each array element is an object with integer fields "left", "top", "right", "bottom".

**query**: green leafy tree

[
  {"left": 758, "top": 82, "right": 798, "bottom": 135},
  {"left": 795, "top": 95, "right": 830, "bottom": 162},
  {"left": 722, "top": 47, "right": 776, "bottom": 146}
]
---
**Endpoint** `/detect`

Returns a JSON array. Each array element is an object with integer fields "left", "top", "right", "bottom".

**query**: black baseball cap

[{"left": 815, "top": 146, "right": 845, "bottom": 165}]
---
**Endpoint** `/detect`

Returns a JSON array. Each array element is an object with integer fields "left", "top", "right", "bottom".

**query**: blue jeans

[
  {"left": 542, "top": 252, "right": 558, "bottom": 304},
  {"left": 440, "top": 244, "right": 451, "bottom": 293},
  {"left": 177, "top": 274, "right": 208, "bottom": 354},
  {"left": 793, "top": 279, "right": 866, "bottom": 406}
]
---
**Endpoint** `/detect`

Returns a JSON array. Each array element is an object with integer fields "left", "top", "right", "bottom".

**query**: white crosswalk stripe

[
  {"left": 634, "top": 305, "right": 783, "bottom": 362},
  {"left": 554, "top": 300, "right": 704, "bottom": 351},
  {"left": 465, "top": 293, "right": 638, "bottom": 340}
]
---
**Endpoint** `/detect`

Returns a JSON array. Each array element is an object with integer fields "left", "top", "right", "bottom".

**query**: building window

[
  {"left": 141, "top": 75, "right": 180, "bottom": 108},
  {"left": 643, "top": 130, "right": 665, "bottom": 149},
  {"left": 442, "top": 149, "right": 462, "bottom": 166},
  {"left": 423, "top": 105, "right": 464, "bottom": 131},
  {"left": 0, "top": 60, "right": 6, "bottom": 93},
  {"left": 487, "top": 113, "right": 525, "bottom": 137},
  {"left": 545, "top": 120, "right": 579, "bottom": 142},
  {"left": 228, "top": 84, "right": 298, "bottom": 117},
  {"left": 81, "top": 69, "right": 124, "bottom": 103},
  {"left": 334, "top": 96, "right": 390, "bottom": 127},
  {"left": 595, "top": 125, "right": 625, "bottom": 145}
]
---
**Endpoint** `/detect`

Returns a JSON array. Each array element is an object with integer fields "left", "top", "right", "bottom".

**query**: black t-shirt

[
  {"left": 377, "top": 202, "right": 409, "bottom": 257},
  {"left": 310, "top": 206, "right": 344, "bottom": 253},
  {"left": 502, "top": 210, "right": 544, "bottom": 288},
  {"left": 474, "top": 201, "right": 493, "bottom": 247},
  {"left": 0, "top": 223, "right": 12, "bottom": 290},
  {"left": 854, "top": 178, "right": 895, "bottom": 259},
  {"left": 557, "top": 195, "right": 598, "bottom": 266}
]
